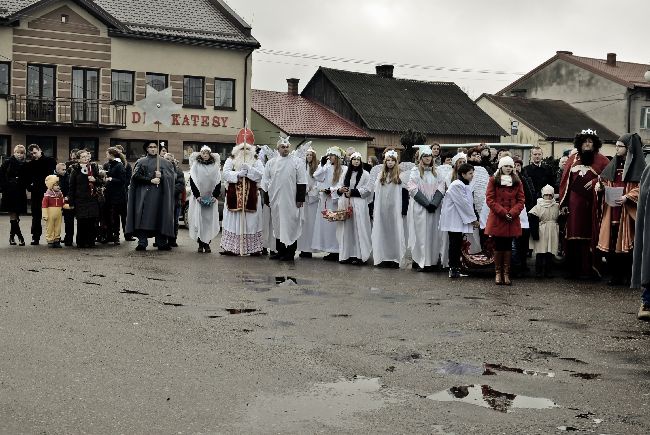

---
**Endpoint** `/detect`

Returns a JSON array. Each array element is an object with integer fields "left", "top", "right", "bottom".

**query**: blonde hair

[
  {"left": 418, "top": 155, "right": 436, "bottom": 178},
  {"left": 379, "top": 155, "right": 401, "bottom": 185},
  {"left": 306, "top": 150, "right": 318, "bottom": 177},
  {"left": 331, "top": 155, "right": 343, "bottom": 183}
]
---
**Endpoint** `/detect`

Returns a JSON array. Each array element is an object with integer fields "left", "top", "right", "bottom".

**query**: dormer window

[{"left": 61, "top": 14, "right": 69, "bottom": 24}]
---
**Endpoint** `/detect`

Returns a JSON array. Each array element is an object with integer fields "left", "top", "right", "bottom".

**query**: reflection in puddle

[
  {"left": 484, "top": 363, "right": 555, "bottom": 378},
  {"left": 437, "top": 362, "right": 554, "bottom": 377},
  {"left": 427, "top": 385, "right": 558, "bottom": 413},
  {"left": 247, "top": 376, "right": 400, "bottom": 429},
  {"left": 569, "top": 372, "right": 600, "bottom": 380}
]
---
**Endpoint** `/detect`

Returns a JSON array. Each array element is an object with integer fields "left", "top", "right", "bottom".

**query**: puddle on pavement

[
  {"left": 367, "top": 287, "right": 411, "bottom": 302},
  {"left": 163, "top": 302, "right": 184, "bottom": 307},
  {"left": 246, "top": 376, "right": 400, "bottom": 428},
  {"left": 225, "top": 308, "right": 259, "bottom": 315},
  {"left": 427, "top": 385, "right": 558, "bottom": 413},
  {"left": 569, "top": 372, "right": 600, "bottom": 380},
  {"left": 437, "top": 362, "right": 554, "bottom": 377},
  {"left": 120, "top": 289, "right": 149, "bottom": 296},
  {"left": 83, "top": 281, "right": 101, "bottom": 286},
  {"left": 266, "top": 297, "right": 299, "bottom": 305},
  {"left": 558, "top": 357, "right": 588, "bottom": 365}
]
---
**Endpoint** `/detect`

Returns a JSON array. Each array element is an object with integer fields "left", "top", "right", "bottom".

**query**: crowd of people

[{"left": 1, "top": 130, "right": 649, "bottom": 321}]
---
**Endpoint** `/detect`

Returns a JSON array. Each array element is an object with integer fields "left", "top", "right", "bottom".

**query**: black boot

[
  {"left": 15, "top": 221, "right": 25, "bottom": 246},
  {"left": 9, "top": 220, "right": 17, "bottom": 245},
  {"left": 535, "top": 254, "right": 544, "bottom": 279},
  {"left": 204, "top": 241, "right": 211, "bottom": 253},
  {"left": 543, "top": 253, "right": 554, "bottom": 278}
]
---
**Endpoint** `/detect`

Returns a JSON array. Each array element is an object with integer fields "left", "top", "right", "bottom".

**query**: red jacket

[
  {"left": 41, "top": 193, "right": 65, "bottom": 208},
  {"left": 485, "top": 177, "right": 525, "bottom": 238}
]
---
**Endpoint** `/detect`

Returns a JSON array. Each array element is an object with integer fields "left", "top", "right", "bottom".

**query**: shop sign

[{"left": 131, "top": 111, "right": 229, "bottom": 128}]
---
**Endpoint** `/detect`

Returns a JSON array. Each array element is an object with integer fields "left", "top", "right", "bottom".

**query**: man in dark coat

[
  {"left": 114, "top": 144, "right": 133, "bottom": 240},
  {"left": 25, "top": 144, "right": 56, "bottom": 245},
  {"left": 522, "top": 146, "right": 555, "bottom": 199},
  {"left": 633, "top": 163, "right": 650, "bottom": 321},
  {"left": 125, "top": 142, "right": 176, "bottom": 251}
]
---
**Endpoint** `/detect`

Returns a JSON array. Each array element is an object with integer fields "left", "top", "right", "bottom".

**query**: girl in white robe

[
  {"left": 297, "top": 148, "right": 320, "bottom": 257},
  {"left": 312, "top": 147, "right": 347, "bottom": 260},
  {"left": 408, "top": 147, "right": 446, "bottom": 271},
  {"left": 220, "top": 143, "right": 265, "bottom": 255},
  {"left": 188, "top": 147, "right": 221, "bottom": 253},
  {"left": 333, "top": 152, "right": 372, "bottom": 264},
  {"left": 439, "top": 163, "right": 480, "bottom": 278},
  {"left": 372, "top": 150, "right": 408, "bottom": 268}
]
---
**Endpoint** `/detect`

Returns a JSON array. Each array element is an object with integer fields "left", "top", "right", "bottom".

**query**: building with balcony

[{"left": 0, "top": 0, "right": 259, "bottom": 164}]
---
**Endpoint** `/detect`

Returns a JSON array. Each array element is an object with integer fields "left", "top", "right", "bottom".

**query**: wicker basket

[{"left": 322, "top": 198, "right": 353, "bottom": 222}]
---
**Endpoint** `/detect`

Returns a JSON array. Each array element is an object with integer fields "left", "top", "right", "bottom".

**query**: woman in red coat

[{"left": 485, "top": 156, "right": 526, "bottom": 285}]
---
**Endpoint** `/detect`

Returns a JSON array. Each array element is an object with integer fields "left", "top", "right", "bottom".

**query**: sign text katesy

[{"left": 131, "top": 112, "right": 229, "bottom": 128}]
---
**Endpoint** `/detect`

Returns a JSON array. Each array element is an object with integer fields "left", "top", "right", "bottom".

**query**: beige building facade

[{"left": 0, "top": 0, "right": 259, "bottom": 165}]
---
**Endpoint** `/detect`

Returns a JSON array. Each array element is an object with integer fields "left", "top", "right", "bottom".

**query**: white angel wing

[
  {"left": 436, "top": 164, "right": 453, "bottom": 183},
  {"left": 291, "top": 141, "right": 312, "bottom": 161},
  {"left": 370, "top": 164, "right": 382, "bottom": 183},
  {"left": 398, "top": 162, "right": 415, "bottom": 185}
]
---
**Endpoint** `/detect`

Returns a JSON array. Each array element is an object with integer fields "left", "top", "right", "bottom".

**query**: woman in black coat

[
  {"left": 0, "top": 144, "right": 28, "bottom": 245},
  {"left": 103, "top": 147, "right": 127, "bottom": 244},
  {"left": 68, "top": 150, "right": 102, "bottom": 248}
]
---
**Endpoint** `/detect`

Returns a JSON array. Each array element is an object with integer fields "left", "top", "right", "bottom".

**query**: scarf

[
  {"left": 44, "top": 189, "right": 63, "bottom": 198},
  {"left": 500, "top": 175, "right": 513, "bottom": 187}
]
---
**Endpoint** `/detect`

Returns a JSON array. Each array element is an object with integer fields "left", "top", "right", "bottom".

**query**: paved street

[{"left": 0, "top": 219, "right": 649, "bottom": 434}]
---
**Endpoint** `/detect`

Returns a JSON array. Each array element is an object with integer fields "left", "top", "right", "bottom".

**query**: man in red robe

[{"left": 559, "top": 129, "right": 610, "bottom": 280}]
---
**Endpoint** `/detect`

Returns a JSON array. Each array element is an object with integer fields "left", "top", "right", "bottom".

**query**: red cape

[{"left": 559, "top": 152, "right": 610, "bottom": 206}]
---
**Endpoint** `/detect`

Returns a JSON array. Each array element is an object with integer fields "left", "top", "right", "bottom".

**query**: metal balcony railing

[{"left": 7, "top": 95, "right": 127, "bottom": 129}]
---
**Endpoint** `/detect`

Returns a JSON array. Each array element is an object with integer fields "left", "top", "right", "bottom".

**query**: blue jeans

[{"left": 642, "top": 287, "right": 650, "bottom": 306}]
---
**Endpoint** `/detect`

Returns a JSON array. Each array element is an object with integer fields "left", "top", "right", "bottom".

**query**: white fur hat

[
  {"left": 541, "top": 184, "right": 555, "bottom": 196},
  {"left": 451, "top": 152, "right": 467, "bottom": 167},
  {"left": 350, "top": 152, "right": 362, "bottom": 160},
  {"left": 415, "top": 145, "right": 433, "bottom": 157},
  {"left": 200, "top": 145, "right": 212, "bottom": 153},
  {"left": 326, "top": 147, "right": 342, "bottom": 158},
  {"left": 498, "top": 156, "right": 515, "bottom": 169}
]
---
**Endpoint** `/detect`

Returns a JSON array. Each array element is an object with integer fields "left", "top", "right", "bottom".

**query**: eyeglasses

[{"left": 615, "top": 143, "right": 627, "bottom": 148}]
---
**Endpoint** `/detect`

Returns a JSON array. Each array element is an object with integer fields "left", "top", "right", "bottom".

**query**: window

[
  {"left": 111, "top": 138, "right": 168, "bottom": 161},
  {"left": 0, "top": 62, "right": 9, "bottom": 96},
  {"left": 182, "top": 141, "right": 231, "bottom": 163},
  {"left": 183, "top": 76, "right": 204, "bottom": 108},
  {"left": 111, "top": 70, "right": 134, "bottom": 104},
  {"left": 146, "top": 72, "right": 168, "bottom": 92},
  {"left": 0, "top": 135, "right": 10, "bottom": 157},
  {"left": 69, "top": 138, "right": 99, "bottom": 161},
  {"left": 26, "top": 135, "right": 57, "bottom": 159},
  {"left": 72, "top": 68, "right": 99, "bottom": 122},
  {"left": 214, "top": 78, "right": 235, "bottom": 110},
  {"left": 641, "top": 107, "right": 650, "bottom": 130},
  {"left": 27, "top": 64, "right": 56, "bottom": 121}
]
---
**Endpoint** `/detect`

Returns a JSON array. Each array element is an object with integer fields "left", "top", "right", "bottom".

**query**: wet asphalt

[{"left": 0, "top": 219, "right": 649, "bottom": 434}]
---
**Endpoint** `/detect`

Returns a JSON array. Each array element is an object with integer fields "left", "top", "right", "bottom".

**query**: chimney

[
  {"left": 375, "top": 64, "right": 394, "bottom": 78},
  {"left": 287, "top": 78, "right": 299, "bottom": 95},
  {"left": 556, "top": 50, "right": 573, "bottom": 55},
  {"left": 606, "top": 53, "right": 617, "bottom": 66}
]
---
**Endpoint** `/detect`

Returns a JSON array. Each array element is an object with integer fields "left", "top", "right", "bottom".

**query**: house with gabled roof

[
  {"left": 497, "top": 51, "right": 650, "bottom": 144},
  {"left": 300, "top": 65, "right": 507, "bottom": 157},
  {"left": 476, "top": 94, "right": 619, "bottom": 158},
  {"left": 252, "top": 79, "right": 373, "bottom": 159},
  {"left": 0, "top": 0, "right": 260, "bottom": 164}
]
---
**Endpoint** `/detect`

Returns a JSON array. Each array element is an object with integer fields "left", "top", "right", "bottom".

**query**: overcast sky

[{"left": 226, "top": 0, "right": 649, "bottom": 99}]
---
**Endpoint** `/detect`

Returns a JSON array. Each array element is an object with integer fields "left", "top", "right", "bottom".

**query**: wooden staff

[{"left": 156, "top": 121, "right": 161, "bottom": 188}]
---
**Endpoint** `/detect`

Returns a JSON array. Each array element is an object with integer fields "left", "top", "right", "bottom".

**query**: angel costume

[
  {"left": 262, "top": 137, "right": 307, "bottom": 260},
  {"left": 333, "top": 159, "right": 373, "bottom": 263},
  {"left": 528, "top": 185, "right": 560, "bottom": 277},
  {"left": 312, "top": 149, "right": 347, "bottom": 254},
  {"left": 371, "top": 164, "right": 409, "bottom": 267},
  {"left": 258, "top": 145, "right": 277, "bottom": 253},
  {"left": 297, "top": 149, "right": 321, "bottom": 255},
  {"left": 408, "top": 165, "right": 446, "bottom": 269},
  {"left": 220, "top": 143, "right": 265, "bottom": 255},
  {"left": 188, "top": 149, "right": 221, "bottom": 247}
]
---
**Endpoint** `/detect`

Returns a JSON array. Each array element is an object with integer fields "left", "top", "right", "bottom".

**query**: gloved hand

[
  {"left": 320, "top": 156, "right": 328, "bottom": 166},
  {"left": 240, "top": 163, "right": 250, "bottom": 171},
  {"left": 238, "top": 169, "right": 248, "bottom": 178},
  {"left": 426, "top": 203, "right": 437, "bottom": 213}
]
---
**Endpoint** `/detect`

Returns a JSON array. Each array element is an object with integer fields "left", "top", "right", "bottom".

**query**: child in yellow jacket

[{"left": 42, "top": 175, "right": 66, "bottom": 248}]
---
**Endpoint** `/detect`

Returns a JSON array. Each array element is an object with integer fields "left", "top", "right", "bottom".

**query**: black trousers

[
  {"left": 106, "top": 202, "right": 126, "bottom": 241},
  {"left": 448, "top": 232, "right": 464, "bottom": 269},
  {"left": 63, "top": 209, "right": 75, "bottom": 244},
  {"left": 30, "top": 193, "right": 44, "bottom": 240},
  {"left": 76, "top": 218, "right": 97, "bottom": 248},
  {"left": 276, "top": 239, "right": 297, "bottom": 260},
  {"left": 494, "top": 236, "right": 513, "bottom": 252}
]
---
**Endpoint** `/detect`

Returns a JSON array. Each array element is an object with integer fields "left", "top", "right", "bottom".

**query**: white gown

[
  {"left": 297, "top": 168, "right": 320, "bottom": 253},
  {"left": 220, "top": 157, "right": 264, "bottom": 254},
  {"left": 372, "top": 175, "right": 406, "bottom": 267},
  {"left": 333, "top": 168, "right": 373, "bottom": 262},
  {"left": 262, "top": 155, "right": 307, "bottom": 246},
  {"left": 311, "top": 162, "right": 347, "bottom": 253},
  {"left": 407, "top": 167, "right": 446, "bottom": 268},
  {"left": 188, "top": 152, "right": 221, "bottom": 243}
]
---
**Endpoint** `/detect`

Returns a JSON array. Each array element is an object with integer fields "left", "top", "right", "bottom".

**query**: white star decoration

[{"left": 135, "top": 85, "right": 181, "bottom": 127}]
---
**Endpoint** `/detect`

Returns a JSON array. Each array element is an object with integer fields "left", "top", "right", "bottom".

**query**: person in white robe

[
  {"left": 372, "top": 149, "right": 409, "bottom": 268},
  {"left": 258, "top": 145, "right": 277, "bottom": 255},
  {"left": 297, "top": 147, "right": 321, "bottom": 257},
  {"left": 408, "top": 146, "right": 447, "bottom": 271},
  {"left": 440, "top": 163, "right": 480, "bottom": 278},
  {"left": 262, "top": 136, "right": 307, "bottom": 261},
  {"left": 312, "top": 147, "right": 347, "bottom": 260},
  {"left": 333, "top": 152, "right": 372, "bottom": 264},
  {"left": 220, "top": 142, "right": 265, "bottom": 256},
  {"left": 188, "top": 146, "right": 221, "bottom": 253}
]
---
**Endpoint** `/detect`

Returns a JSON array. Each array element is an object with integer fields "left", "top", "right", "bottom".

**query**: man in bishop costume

[
  {"left": 262, "top": 136, "right": 307, "bottom": 261},
  {"left": 220, "top": 141, "right": 265, "bottom": 255}
]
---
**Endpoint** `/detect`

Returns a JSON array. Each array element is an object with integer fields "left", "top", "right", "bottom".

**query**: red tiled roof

[
  {"left": 252, "top": 89, "right": 373, "bottom": 140},
  {"left": 499, "top": 52, "right": 650, "bottom": 94}
]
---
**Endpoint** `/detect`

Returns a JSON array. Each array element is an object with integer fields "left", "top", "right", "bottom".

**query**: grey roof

[
  {"left": 307, "top": 67, "right": 507, "bottom": 137},
  {"left": 480, "top": 94, "right": 619, "bottom": 141},
  {"left": 1, "top": 0, "right": 259, "bottom": 48}
]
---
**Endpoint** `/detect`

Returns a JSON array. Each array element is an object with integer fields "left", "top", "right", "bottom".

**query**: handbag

[{"left": 322, "top": 197, "right": 353, "bottom": 222}]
